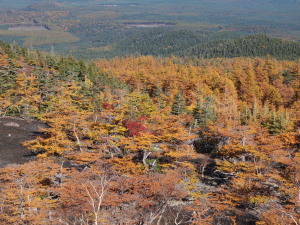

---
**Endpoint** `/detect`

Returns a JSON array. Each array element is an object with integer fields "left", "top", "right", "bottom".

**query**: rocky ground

[{"left": 0, "top": 117, "right": 46, "bottom": 167}]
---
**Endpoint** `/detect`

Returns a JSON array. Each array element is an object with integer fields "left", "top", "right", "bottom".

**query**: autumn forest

[
  {"left": 0, "top": 37, "right": 299, "bottom": 224},
  {"left": 0, "top": 0, "right": 299, "bottom": 224}
]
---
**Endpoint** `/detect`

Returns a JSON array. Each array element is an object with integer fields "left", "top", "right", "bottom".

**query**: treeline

[{"left": 0, "top": 41, "right": 300, "bottom": 224}]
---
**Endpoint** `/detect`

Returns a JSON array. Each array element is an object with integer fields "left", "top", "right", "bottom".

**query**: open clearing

[{"left": 0, "top": 117, "right": 45, "bottom": 167}]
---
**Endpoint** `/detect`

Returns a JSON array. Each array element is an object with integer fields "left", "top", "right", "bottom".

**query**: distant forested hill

[
  {"left": 110, "top": 29, "right": 238, "bottom": 57},
  {"left": 88, "top": 30, "right": 300, "bottom": 60},
  {"left": 180, "top": 34, "right": 300, "bottom": 60}
]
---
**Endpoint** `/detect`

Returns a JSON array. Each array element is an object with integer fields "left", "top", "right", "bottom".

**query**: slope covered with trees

[
  {"left": 181, "top": 34, "right": 300, "bottom": 60},
  {"left": 105, "top": 29, "right": 238, "bottom": 58},
  {"left": 77, "top": 30, "right": 300, "bottom": 60},
  {"left": 0, "top": 41, "right": 299, "bottom": 224}
]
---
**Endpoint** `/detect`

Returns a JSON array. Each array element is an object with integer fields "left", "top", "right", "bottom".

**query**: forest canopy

[{"left": 0, "top": 40, "right": 299, "bottom": 224}]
